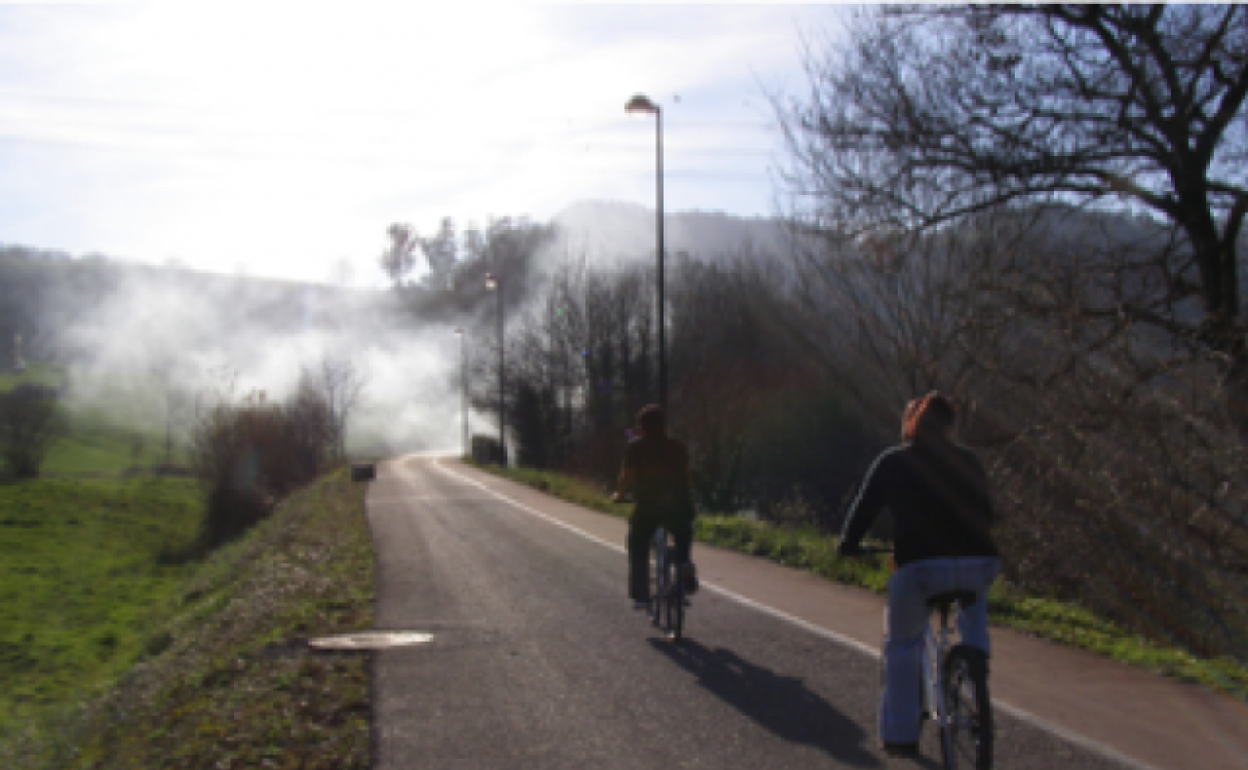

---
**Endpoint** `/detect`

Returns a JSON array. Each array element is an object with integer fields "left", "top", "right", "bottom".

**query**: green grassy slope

[
  {"left": 2, "top": 363, "right": 184, "bottom": 477},
  {"left": 0, "top": 362, "right": 63, "bottom": 392},
  {"left": 1, "top": 469, "right": 374, "bottom": 770},
  {"left": 43, "top": 409, "right": 186, "bottom": 477},
  {"left": 1, "top": 366, "right": 376, "bottom": 769},
  {"left": 0, "top": 477, "right": 203, "bottom": 735}
]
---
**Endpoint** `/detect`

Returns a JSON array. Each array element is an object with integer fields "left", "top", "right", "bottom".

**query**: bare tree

[
  {"left": 421, "top": 217, "right": 458, "bottom": 291},
  {"left": 419, "top": 215, "right": 556, "bottom": 318},
  {"left": 669, "top": 255, "right": 877, "bottom": 520},
  {"left": 776, "top": 4, "right": 1248, "bottom": 427},
  {"left": 312, "top": 354, "right": 367, "bottom": 460},
  {"left": 487, "top": 257, "right": 656, "bottom": 480},
  {"left": 820, "top": 197, "right": 1248, "bottom": 647},
  {"left": 380, "top": 223, "right": 419, "bottom": 288}
]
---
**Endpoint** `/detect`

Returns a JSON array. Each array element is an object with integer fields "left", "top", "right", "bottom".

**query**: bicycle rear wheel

[
  {"left": 665, "top": 558, "right": 684, "bottom": 641},
  {"left": 650, "top": 547, "right": 665, "bottom": 628},
  {"left": 941, "top": 644, "right": 993, "bottom": 770},
  {"left": 648, "top": 531, "right": 668, "bottom": 626}
]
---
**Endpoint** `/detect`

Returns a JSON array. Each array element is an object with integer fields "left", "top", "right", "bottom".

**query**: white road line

[
  {"left": 368, "top": 497, "right": 481, "bottom": 505},
  {"left": 424, "top": 459, "right": 625, "bottom": 555},
  {"left": 423, "top": 457, "right": 1163, "bottom": 770}
]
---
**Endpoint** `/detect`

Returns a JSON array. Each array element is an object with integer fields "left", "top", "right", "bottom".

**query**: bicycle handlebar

[{"left": 840, "top": 544, "right": 893, "bottom": 557}]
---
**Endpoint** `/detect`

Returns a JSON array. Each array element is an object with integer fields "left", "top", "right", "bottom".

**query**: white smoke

[{"left": 57, "top": 265, "right": 465, "bottom": 457}]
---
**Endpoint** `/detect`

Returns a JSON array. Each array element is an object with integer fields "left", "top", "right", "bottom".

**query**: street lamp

[
  {"left": 454, "top": 328, "right": 467, "bottom": 458},
  {"left": 485, "top": 272, "right": 505, "bottom": 464},
  {"left": 625, "top": 93, "right": 666, "bottom": 411}
]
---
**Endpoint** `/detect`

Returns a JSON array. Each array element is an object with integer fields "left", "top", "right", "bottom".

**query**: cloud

[{"left": 0, "top": 5, "right": 840, "bottom": 284}]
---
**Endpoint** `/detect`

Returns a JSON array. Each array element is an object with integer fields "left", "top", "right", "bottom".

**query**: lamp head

[
  {"left": 625, "top": 94, "right": 659, "bottom": 114},
  {"left": 485, "top": 273, "right": 498, "bottom": 291}
]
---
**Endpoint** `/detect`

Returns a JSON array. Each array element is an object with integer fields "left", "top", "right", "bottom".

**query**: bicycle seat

[{"left": 926, "top": 590, "right": 978, "bottom": 612}]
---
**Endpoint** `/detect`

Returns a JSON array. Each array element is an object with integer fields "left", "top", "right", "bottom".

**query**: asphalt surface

[{"left": 363, "top": 455, "right": 1167, "bottom": 770}]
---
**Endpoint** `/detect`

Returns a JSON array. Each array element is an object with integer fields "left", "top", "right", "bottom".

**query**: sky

[{"left": 0, "top": 4, "right": 843, "bottom": 287}]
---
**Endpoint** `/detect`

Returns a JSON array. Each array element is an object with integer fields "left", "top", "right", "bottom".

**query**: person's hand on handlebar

[
  {"left": 838, "top": 541, "right": 893, "bottom": 557},
  {"left": 839, "top": 541, "right": 896, "bottom": 572},
  {"left": 837, "top": 540, "right": 865, "bottom": 557}
]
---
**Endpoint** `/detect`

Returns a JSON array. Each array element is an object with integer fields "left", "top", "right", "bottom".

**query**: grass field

[
  {"left": 2, "top": 362, "right": 187, "bottom": 477},
  {"left": 1, "top": 364, "right": 375, "bottom": 769},
  {"left": 0, "top": 469, "right": 375, "bottom": 770},
  {"left": 46, "top": 469, "right": 375, "bottom": 770},
  {"left": 0, "top": 478, "right": 203, "bottom": 733},
  {"left": 475, "top": 461, "right": 1248, "bottom": 702},
  {"left": 0, "top": 361, "right": 63, "bottom": 392},
  {"left": 43, "top": 407, "right": 188, "bottom": 477}
]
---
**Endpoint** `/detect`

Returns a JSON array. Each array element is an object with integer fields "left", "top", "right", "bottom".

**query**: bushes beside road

[{"left": 190, "top": 374, "right": 340, "bottom": 548}]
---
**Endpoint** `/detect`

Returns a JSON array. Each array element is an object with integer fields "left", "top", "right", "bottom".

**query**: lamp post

[
  {"left": 485, "top": 272, "right": 505, "bottom": 464},
  {"left": 454, "top": 328, "right": 467, "bottom": 458},
  {"left": 625, "top": 93, "right": 666, "bottom": 411}
]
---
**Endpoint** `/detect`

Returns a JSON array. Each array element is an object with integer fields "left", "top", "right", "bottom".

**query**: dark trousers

[{"left": 627, "top": 510, "right": 693, "bottom": 601}]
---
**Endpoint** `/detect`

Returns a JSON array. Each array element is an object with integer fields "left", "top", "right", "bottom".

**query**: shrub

[
  {"left": 764, "top": 487, "right": 820, "bottom": 529},
  {"left": 190, "top": 383, "right": 337, "bottom": 548},
  {"left": 0, "top": 384, "right": 62, "bottom": 478},
  {"left": 279, "top": 376, "right": 338, "bottom": 490},
  {"left": 471, "top": 433, "right": 507, "bottom": 466}
]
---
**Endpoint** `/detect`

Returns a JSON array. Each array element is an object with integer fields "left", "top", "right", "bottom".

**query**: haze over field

[
  {"left": 30, "top": 266, "right": 466, "bottom": 456},
  {"left": 3, "top": 200, "right": 803, "bottom": 459}
]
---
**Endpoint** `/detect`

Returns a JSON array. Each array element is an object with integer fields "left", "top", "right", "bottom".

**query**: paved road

[{"left": 365, "top": 455, "right": 1150, "bottom": 770}]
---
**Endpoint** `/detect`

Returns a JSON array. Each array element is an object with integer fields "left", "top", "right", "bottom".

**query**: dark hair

[
  {"left": 902, "top": 391, "right": 956, "bottom": 443},
  {"left": 636, "top": 404, "right": 666, "bottom": 436}
]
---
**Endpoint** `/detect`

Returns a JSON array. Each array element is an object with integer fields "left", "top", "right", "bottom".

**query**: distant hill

[
  {"left": 549, "top": 200, "right": 795, "bottom": 265},
  {"left": 0, "top": 250, "right": 390, "bottom": 362}
]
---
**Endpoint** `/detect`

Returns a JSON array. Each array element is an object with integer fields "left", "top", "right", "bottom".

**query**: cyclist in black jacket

[
  {"left": 838, "top": 392, "right": 1000, "bottom": 757},
  {"left": 612, "top": 405, "right": 698, "bottom": 610}
]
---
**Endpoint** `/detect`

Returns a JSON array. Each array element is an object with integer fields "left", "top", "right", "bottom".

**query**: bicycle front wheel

[{"left": 941, "top": 644, "right": 993, "bottom": 770}]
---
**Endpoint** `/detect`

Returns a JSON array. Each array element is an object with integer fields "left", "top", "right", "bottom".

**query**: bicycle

[
  {"left": 649, "top": 526, "right": 686, "bottom": 642},
  {"left": 853, "top": 547, "right": 993, "bottom": 770}
]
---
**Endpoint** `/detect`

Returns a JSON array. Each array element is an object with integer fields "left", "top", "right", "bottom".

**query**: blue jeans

[
  {"left": 627, "top": 511, "right": 692, "bottom": 602},
  {"left": 880, "top": 557, "right": 1000, "bottom": 744}
]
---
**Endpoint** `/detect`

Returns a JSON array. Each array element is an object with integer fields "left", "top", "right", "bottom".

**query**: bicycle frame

[
  {"left": 858, "top": 544, "right": 992, "bottom": 769},
  {"left": 862, "top": 544, "right": 961, "bottom": 743},
  {"left": 921, "top": 607, "right": 955, "bottom": 740},
  {"left": 650, "top": 526, "right": 685, "bottom": 640},
  {"left": 926, "top": 596, "right": 990, "bottom": 769}
]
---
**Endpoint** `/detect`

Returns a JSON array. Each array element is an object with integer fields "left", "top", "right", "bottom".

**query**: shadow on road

[{"left": 647, "top": 638, "right": 936, "bottom": 768}]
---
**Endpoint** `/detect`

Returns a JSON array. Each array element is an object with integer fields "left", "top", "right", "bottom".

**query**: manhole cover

[{"left": 308, "top": 632, "right": 434, "bottom": 651}]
